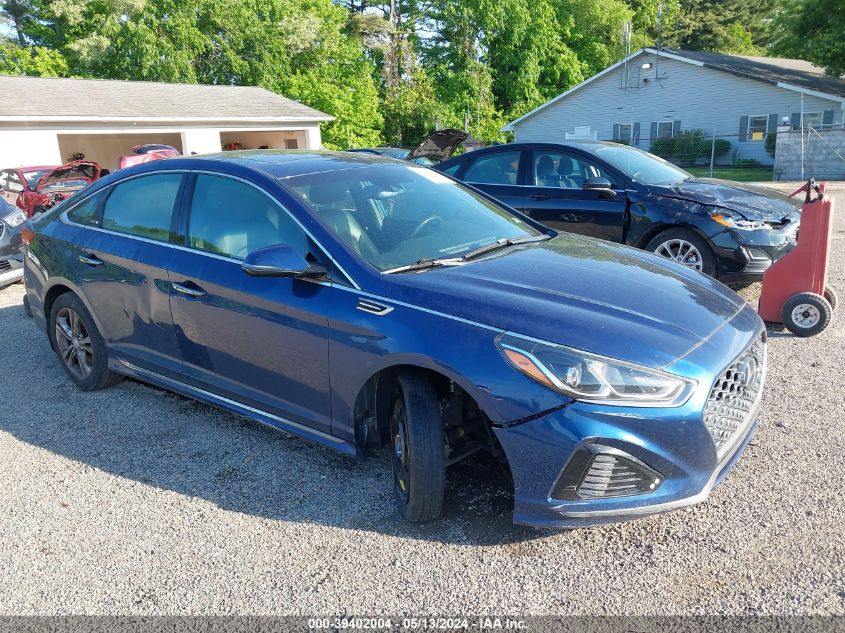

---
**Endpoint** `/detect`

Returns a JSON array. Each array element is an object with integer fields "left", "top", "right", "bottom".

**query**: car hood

[
  {"left": 649, "top": 178, "right": 800, "bottom": 220},
  {"left": 406, "top": 128, "right": 469, "bottom": 162},
  {"left": 385, "top": 234, "right": 747, "bottom": 369},
  {"left": 35, "top": 161, "right": 100, "bottom": 192}
]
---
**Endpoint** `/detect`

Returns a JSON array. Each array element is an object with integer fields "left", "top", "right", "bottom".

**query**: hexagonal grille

[{"left": 704, "top": 336, "right": 766, "bottom": 459}]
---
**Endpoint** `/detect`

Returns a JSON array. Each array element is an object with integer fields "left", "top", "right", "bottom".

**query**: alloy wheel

[
  {"left": 54, "top": 307, "right": 94, "bottom": 380},
  {"left": 653, "top": 239, "right": 704, "bottom": 271},
  {"left": 390, "top": 397, "right": 411, "bottom": 504}
]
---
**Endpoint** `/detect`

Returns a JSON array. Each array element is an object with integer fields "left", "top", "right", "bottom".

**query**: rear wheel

[
  {"left": 824, "top": 286, "right": 838, "bottom": 311},
  {"left": 49, "top": 293, "right": 122, "bottom": 390},
  {"left": 781, "top": 292, "right": 832, "bottom": 337},
  {"left": 389, "top": 372, "right": 446, "bottom": 522},
  {"left": 646, "top": 228, "right": 717, "bottom": 277}
]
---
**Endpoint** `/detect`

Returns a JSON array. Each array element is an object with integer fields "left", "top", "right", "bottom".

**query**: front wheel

[
  {"left": 645, "top": 228, "right": 717, "bottom": 277},
  {"left": 389, "top": 372, "right": 446, "bottom": 522},
  {"left": 781, "top": 292, "right": 832, "bottom": 337}
]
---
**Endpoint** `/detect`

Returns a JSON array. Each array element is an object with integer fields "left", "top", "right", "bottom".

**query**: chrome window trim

[{"left": 61, "top": 168, "right": 361, "bottom": 290}]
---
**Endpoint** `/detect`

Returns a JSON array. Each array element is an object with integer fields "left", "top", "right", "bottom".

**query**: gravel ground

[{"left": 0, "top": 191, "right": 843, "bottom": 617}]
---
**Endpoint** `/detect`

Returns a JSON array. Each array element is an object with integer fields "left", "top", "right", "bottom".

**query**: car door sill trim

[{"left": 115, "top": 360, "right": 357, "bottom": 456}]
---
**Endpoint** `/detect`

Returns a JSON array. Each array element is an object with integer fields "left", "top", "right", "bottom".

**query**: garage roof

[{"left": 0, "top": 75, "right": 334, "bottom": 122}]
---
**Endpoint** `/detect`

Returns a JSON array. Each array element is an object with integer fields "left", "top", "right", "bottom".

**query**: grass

[{"left": 685, "top": 166, "right": 774, "bottom": 182}]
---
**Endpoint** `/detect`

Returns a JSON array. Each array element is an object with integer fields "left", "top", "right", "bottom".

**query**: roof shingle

[{"left": 0, "top": 75, "right": 334, "bottom": 120}]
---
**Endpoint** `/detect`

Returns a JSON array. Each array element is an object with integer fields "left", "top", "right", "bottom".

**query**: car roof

[{"left": 113, "top": 150, "right": 409, "bottom": 180}]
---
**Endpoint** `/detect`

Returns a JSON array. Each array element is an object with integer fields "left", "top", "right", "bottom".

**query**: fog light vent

[{"left": 576, "top": 453, "right": 662, "bottom": 499}]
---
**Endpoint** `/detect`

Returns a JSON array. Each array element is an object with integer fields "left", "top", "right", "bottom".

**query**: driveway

[{"left": 0, "top": 192, "right": 843, "bottom": 616}]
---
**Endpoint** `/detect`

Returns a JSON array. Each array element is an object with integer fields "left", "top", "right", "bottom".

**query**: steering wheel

[{"left": 409, "top": 215, "right": 443, "bottom": 240}]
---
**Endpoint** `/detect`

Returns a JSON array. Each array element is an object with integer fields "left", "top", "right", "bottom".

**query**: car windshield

[
  {"left": 592, "top": 144, "right": 691, "bottom": 185},
  {"left": 283, "top": 163, "right": 541, "bottom": 271},
  {"left": 23, "top": 170, "right": 51, "bottom": 189}
]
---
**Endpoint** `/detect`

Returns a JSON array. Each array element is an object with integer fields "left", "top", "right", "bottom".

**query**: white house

[
  {"left": 503, "top": 48, "right": 845, "bottom": 166},
  {"left": 0, "top": 75, "right": 334, "bottom": 170}
]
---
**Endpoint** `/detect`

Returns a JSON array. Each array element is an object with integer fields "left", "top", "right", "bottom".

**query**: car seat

[{"left": 308, "top": 182, "right": 380, "bottom": 260}]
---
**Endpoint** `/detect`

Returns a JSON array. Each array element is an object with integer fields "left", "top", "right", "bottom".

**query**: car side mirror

[
  {"left": 241, "top": 244, "right": 328, "bottom": 279},
  {"left": 583, "top": 177, "right": 616, "bottom": 198}
]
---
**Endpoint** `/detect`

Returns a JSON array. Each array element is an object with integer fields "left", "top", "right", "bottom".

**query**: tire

[
  {"left": 781, "top": 292, "right": 832, "bottom": 337},
  {"left": 389, "top": 372, "right": 446, "bottom": 522},
  {"left": 824, "top": 286, "right": 838, "bottom": 311},
  {"left": 645, "top": 228, "right": 717, "bottom": 277},
  {"left": 49, "top": 293, "right": 122, "bottom": 390}
]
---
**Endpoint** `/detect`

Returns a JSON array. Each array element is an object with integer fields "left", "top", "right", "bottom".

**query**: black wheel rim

[
  {"left": 54, "top": 307, "right": 93, "bottom": 380},
  {"left": 390, "top": 396, "right": 410, "bottom": 504}
]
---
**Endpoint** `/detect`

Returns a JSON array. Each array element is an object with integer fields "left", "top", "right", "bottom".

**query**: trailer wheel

[
  {"left": 781, "top": 292, "right": 832, "bottom": 337},
  {"left": 824, "top": 286, "right": 838, "bottom": 311}
]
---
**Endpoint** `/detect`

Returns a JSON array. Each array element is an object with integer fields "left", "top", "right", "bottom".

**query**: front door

[
  {"left": 520, "top": 150, "right": 628, "bottom": 243},
  {"left": 66, "top": 172, "right": 185, "bottom": 378},
  {"left": 167, "top": 173, "right": 333, "bottom": 432}
]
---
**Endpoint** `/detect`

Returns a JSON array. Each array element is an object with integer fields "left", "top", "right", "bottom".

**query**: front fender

[{"left": 327, "top": 285, "right": 571, "bottom": 442}]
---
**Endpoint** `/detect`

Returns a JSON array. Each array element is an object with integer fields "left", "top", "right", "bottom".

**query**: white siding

[{"left": 512, "top": 52, "right": 843, "bottom": 165}]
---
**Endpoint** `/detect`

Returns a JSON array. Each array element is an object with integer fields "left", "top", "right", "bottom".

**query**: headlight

[
  {"left": 709, "top": 208, "right": 765, "bottom": 230},
  {"left": 496, "top": 333, "right": 695, "bottom": 407},
  {"left": 2, "top": 209, "right": 27, "bottom": 228}
]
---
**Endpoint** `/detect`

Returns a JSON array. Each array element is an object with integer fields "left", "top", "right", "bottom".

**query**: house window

[
  {"left": 747, "top": 115, "right": 768, "bottom": 140},
  {"left": 615, "top": 123, "right": 633, "bottom": 144},
  {"left": 802, "top": 112, "right": 823, "bottom": 129},
  {"left": 654, "top": 121, "right": 674, "bottom": 139}
]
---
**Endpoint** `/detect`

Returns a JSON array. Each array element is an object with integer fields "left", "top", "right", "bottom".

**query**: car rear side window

[
  {"left": 187, "top": 175, "right": 308, "bottom": 260},
  {"left": 463, "top": 151, "right": 521, "bottom": 185},
  {"left": 102, "top": 174, "right": 182, "bottom": 242}
]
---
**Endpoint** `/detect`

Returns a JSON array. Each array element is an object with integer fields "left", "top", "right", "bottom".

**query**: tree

[
  {"left": 672, "top": 0, "right": 772, "bottom": 54},
  {"left": 773, "top": 0, "right": 845, "bottom": 77},
  {"left": 0, "top": 39, "right": 68, "bottom": 76}
]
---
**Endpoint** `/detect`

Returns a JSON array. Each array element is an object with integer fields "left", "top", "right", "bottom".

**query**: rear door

[
  {"left": 521, "top": 149, "right": 628, "bottom": 242},
  {"left": 459, "top": 149, "right": 528, "bottom": 211},
  {"left": 64, "top": 172, "right": 185, "bottom": 378},
  {"left": 167, "top": 173, "right": 333, "bottom": 432}
]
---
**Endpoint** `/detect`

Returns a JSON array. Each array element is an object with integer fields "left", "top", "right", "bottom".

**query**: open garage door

[
  {"left": 219, "top": 130, "right": 306, "bottom": 151},
  {"left": 57, "top": 133, "right": 183, "bottom": 171}
]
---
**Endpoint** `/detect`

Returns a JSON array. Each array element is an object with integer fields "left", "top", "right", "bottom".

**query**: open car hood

[
  {"left": 35, "top": 161, "right": 100, "bottom": 193},
  {"left": 406, "top": 128, "right": 468, "bottom": 162}
]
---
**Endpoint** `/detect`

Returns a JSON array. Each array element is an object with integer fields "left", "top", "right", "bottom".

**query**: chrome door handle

[
  {"left": 78, "top": 254, "right": 104, "bottom": 266},
  {"left": 172, "top": 282, "right": 207, "bottom": 297}
]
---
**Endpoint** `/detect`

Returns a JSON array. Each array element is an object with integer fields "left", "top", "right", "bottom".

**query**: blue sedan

[{"left": 23, "top": 151, "right": 766, "bottom": 528}]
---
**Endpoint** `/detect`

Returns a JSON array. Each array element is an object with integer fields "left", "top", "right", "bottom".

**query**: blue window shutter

[
  {"left": 612, "top": 123, "right": 621, "bottom": 140},
  {"left": 791, "top": 112, "right": 801, "bottom": 129},
  {"left": 673, "top": 120, "right": 682, "bottom": 137},
  {"left": 767, "top": 114, "right": 778, "bottom": 133},
  {"left": 633, "top": 122, "right": 641, "bottom": 146},
  {"left": 823, "top": 110, "right": 834, "bottom": 125},
  {"left": 650, "top": 121, "right": 658, "bottom": 142},
  {"left": 739, "top": 115, "right": 749, "bottom": 142}
]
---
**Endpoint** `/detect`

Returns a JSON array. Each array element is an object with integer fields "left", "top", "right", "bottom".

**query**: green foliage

[
  {"left": 765, "top": 133, "right": 777, "bottom": 159},
  {"left": 673, "top": 0, "right": 774, "bottom": 53},
  {"left": 734, "top": 158, "right": 762, "bottom": 168},
  {"left": 0, "top": 40, "right": 68, "bottom": 76},
  {"left": 650, "top": 130, "right": 732, "bottom": 166},
  {"left": 772, "top": 0, "right": 845, "bottom": 77}
]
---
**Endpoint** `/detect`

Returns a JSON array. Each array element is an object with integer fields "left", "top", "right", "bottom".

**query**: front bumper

[
  {"left": 494, "top": 305, "right": 764, "bottom": 529},
  {"left": 0, "top": 254, "right": 24, "bottom": 287},
  {"left": 711, "top": 225, "right": 797, "bottom": 283}
]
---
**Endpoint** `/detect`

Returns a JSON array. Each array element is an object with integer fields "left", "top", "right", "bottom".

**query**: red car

[
  {"left": 0, "top": 165, "right": 57, "bottom": 213},
  {"left": 118, "top": 144, "right": 179, "bottom": 169},
  {"left": 1, "top": 161, "right": 102, "bottom": 217}
]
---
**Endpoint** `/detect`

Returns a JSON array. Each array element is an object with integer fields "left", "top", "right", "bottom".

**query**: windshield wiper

[
  {"left": 460, "top": 234, "right": 551, "bottom": 262},
  {"left": 384, "top": 257, "right": 460, "bottom": 274}
]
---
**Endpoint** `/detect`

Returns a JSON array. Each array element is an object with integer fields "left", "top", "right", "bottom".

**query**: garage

[
  {"left": 57, "top": 132, "right": 184, "bottom": 171},
  {"left": 219, "top": 129, "right": 306, "bottom": 151},
  {"left": 0, "top": 75, "right": 334, "bottom": 172}
]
